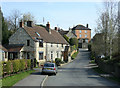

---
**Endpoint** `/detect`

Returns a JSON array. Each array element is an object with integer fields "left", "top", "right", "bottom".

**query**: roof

[
  {"left": 72, "top": 25, "right": 91, "bottom": 30},
  {"left": 23, "top": 26, "right": 69, "bottom": 44},
  {"left": 0, "top": 45, "right": 8, "bottom": 52},
  {"left": 4, "top": 44, "right": 24, "bottom": 52},
  {"left": 59, "top": 30, "right": 69, "bottom": 36}
]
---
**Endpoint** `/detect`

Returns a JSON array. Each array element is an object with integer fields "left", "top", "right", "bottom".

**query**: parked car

[{"left": 42, "top": 62, "right": 58, "bottom": 75}]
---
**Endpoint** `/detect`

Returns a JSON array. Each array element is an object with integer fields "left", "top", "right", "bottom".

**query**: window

[
  {"left": 27, "top": 40, "right": 30, "bottom": 46},
  {"left": 85, "top": 35, "right": 87, "bottom": 38},
  {"left": 27, "top": 52, "right": 30, "bottom": 59},
  {"left": 51, "top": 43, "right": 53, "bottom": 47},
  {"left": 51, "top": 51, "right": 53, "bottom": 60},
  {"left": 85, "top": 39, "right": 88, "bottom": 43},
  {"left": 39, "top": 52, "right": 43, "bottom": 60},
  {"left": 85, "top": 30, "right": 87, "bottom": 33},
  {"left": 10, "top": 53, "right": 13, "bottom": 60},
  {"left": 5, "top": 52, "right": 7, "bottom": 58},
  {"left": 62, "top": 44, "right": 63, "bottom": 48},
  {"left": 79, "top": 34, "right": 82, "bottom": 38},
  {"left": 79, "top": 30, "right": 81, "bottom": 33},
  {"left": 39, "top": 40, "right": 43, "bottom": 47}
]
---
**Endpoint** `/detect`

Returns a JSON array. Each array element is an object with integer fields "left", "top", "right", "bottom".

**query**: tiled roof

[
  {"left": 72, "top": 25, "right": 91, "bottom": 30},
  {"left": 4, "top": 44, "right": 24, "bottom": 52},
  {"left": 0, "top": 45, "right": 8, "bottom": 52},
  {"left": 59, "top": 30, "right": 69, "bottom": 36},
  {"left": 24, "top": 26, "right": 69, "bottom": 44}
]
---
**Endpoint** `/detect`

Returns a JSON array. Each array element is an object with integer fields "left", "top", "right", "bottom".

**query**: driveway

[{"left": 43, "top": 49, "right": 120, "bottom": 87}]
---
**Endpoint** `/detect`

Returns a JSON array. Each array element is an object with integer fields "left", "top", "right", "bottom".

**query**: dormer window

[{"left": 39, "top": 39, "right": 43, "bottom": 47}]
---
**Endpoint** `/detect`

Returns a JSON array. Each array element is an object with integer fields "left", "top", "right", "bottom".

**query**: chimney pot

[
  {"left": 55, "top": 27, "right": 58, "bottom": 31},
  {"left": 46, "top": 22, "right": 51, "bottom": 34},
  {"left": 86, "top": 24, "right": 88, "bottom": 28}
]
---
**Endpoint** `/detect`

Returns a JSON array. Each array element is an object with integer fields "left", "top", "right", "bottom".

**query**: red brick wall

[{"left": 75, "top": 29, "right": 91, "bottom": 42}]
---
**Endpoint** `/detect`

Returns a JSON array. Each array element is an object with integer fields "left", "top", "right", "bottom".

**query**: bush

[
  {"left": 69, "top": 38, "right": 78, "bottom": 49},
  {"left": 12, "top": 60, "right": 20, "bottom": 73},
  {"left": 88, "top": 44, "right": 91, "bottom": 51},
  {"left": 63, "top": 35, "right": 69, "bottom": 43},
  {"left": 55, "top": 58, "right": 62, "bottom": 66},
  {"left": 5, "top": 61, "right": 12, "bottom": 74},
  {"left": 71, "top": 51, "right": 78, "bottom": 60},
  {"left": 20, "top": 59, "right": 25, "bottom": 71},
  {"left": 27, "top": 59, "right": 31, "bottom": 70}
]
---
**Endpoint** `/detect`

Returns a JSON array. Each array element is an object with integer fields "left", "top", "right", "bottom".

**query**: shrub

[
  {"left": 27, "top": 59, "right": 31, "bottom": 70},
  {"left": 55, "top": 58, "right": 62, "bottom": 66},
  {"left": 63, "top": 35, "right": 69, "bottom": 43},
  {"left": 20, "top": 59, "right": 25, "bottom": 71},
  {"left": 5, "top": 61, "right": 12, "bottom": 74},
  {"left": 12, "top": 60, "right": 20, "bottom": 73},
  {"left": 69, "top": 38, "right": 78, "bottom": 49},
  {"left": 88, "top": 44, "right": 91, "bottom": 51},
  {"left": 71, "top": 51, "right": 78, "bottom": 60}
]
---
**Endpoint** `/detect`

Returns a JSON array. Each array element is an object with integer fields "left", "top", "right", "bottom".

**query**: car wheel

[{"left": 54, "top": 72, "right": 56, "bottom": 75}]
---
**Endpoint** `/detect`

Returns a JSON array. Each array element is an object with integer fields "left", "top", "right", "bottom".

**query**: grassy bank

[
  {"left": 93, "top": 67, "right": 120, "bottom": 84},
  {"left": 2, "top": 70, "right": 35, "bottom": 87},
  {"left": 71, "top": 51, "right": 79, "bottom": 60}
]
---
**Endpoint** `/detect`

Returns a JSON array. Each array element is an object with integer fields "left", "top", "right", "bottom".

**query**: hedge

[{"left": 2, "top": 59, "right": 32, "bottom": 77}]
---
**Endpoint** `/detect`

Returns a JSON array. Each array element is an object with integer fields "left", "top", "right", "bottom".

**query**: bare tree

[
  {"left": 94, "top": 1, "right": 118, "bottom": 59},
  {"left": 21, "top": 12, "right": 36, "bottom": 25},
  {"left": 7, "top": 9, "right": 21, "bottom": 31}
]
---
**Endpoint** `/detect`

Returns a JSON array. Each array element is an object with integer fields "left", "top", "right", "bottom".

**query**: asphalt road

[{"left": 43, "top": 49, "right": 120, "bottom": 87}]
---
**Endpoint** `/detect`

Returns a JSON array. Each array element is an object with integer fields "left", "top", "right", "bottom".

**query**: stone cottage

[{"left": 8, "top": 21, "right": 70, "bottom": 64}]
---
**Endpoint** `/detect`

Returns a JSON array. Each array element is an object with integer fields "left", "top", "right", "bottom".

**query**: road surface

[{"left": 43, "top": 49, "right": 120, "bottom": 88}]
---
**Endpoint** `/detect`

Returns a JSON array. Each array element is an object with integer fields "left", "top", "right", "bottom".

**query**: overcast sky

[{"left": 1, "top": 1, "right": 118, "bottom": 38}]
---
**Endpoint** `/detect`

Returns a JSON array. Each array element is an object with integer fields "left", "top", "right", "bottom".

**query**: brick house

[
  {"left": 8, "top": 21, "right": 70, "bottom": 64},
  {"left": 72, "top": 24, "right": 91, "bottom": 48}
]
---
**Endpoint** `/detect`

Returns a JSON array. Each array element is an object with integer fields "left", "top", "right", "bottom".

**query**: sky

[{"left": 0, "top": 1, "right": 108, "bottom": 38}]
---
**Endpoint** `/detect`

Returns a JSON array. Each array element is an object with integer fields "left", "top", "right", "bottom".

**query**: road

[{"left": 43, "top": 49, "right": 120, "bottom": 87}]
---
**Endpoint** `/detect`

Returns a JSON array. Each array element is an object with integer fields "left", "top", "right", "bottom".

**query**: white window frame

[
  {"left": 79, "top": 30, "right": 81, "bottom": 33},
  {"left": 79, "top": 34, "right": 82, "bottom": 38},
  {"left": 85, "top": 30, "right": 87, "bottom": 33},
  {"left": 85, "top": 34, "right": 87, "bottom": 38}
]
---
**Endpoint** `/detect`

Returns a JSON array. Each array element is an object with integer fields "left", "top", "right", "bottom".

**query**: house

[
  {"left": 0, "top": 45, "right": 8, "bottom": 61},
  {"left": 59, "top": 28, "right": 77, "bottom": 39},
  {"left": 72, "top": 24, "right": 91, "bottom": 48},
  {"left": 8, "top": 21, "right": 70, "bottom": 64}
]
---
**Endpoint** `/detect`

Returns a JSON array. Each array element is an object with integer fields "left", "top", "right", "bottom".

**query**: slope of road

[{"left": 43, "top": 50, "right": 120, "bottom": 87}]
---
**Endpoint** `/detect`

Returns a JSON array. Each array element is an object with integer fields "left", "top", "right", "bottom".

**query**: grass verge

[
  {"left": 2, "top": 70, "right": 35, "bottom": 88},
  {"left": 71, "top": 51, "right": 79, "bottom": 60},
  {"left": 93, "top": 67, "right": 120, "bottom": 84}
]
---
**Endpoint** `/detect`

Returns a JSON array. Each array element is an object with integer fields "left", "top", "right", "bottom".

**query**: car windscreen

[{"left": 44, "top": 63, "right": 54, "bottom": 67}]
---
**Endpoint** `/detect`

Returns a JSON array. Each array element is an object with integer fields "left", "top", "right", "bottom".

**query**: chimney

[
  {"left": 55, "top": 27, "right": 58, "bottom": 32},
  {"left": 19, "top": 20, "right": 24, "bottom": 28},
  {"left": 86, "top": 24, "right": 88, "bottom": 28},
  {"left": 46, "top": 22, "right": 51, "bottom": 34},
  {"left": 27, "top": 21, "right": 32, "bottom": 27}
]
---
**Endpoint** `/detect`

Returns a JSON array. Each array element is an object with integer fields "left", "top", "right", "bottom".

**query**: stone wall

[{"left": 9, "top": 28, "right": 35, "bottom": 59}]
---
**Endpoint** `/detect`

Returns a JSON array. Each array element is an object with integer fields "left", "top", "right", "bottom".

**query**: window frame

[
  {"left": 79, "top": 34, "right": 82, "bottom": 38},
  {"left": 39, "top": 52, "right": 43, "bottom": 60}
]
